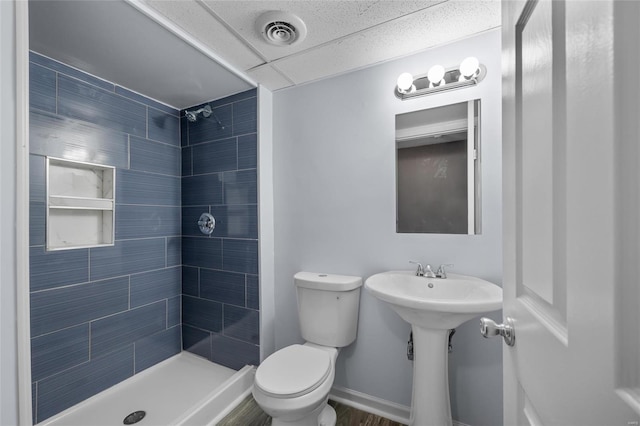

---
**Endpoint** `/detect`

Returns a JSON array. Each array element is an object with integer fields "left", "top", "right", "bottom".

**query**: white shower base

[{"left": 39, "top": 352, "right": 255, "bottom": 426}]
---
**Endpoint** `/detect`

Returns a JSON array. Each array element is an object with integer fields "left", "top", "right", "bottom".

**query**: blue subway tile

[
  {"left": 182, "top": 146, "right": 192, "bottom": 176},
  {"left": 30, "top": 111, "right": 129, "bottom": 168},
  {"left": 29, "top": 62, "right": 56, "bottom": 113},
  {"left": 89, "top": 239, "right": 166, "bottom": 281},
  {"left": 31, "top": 324, "right": 89, "bottom": 382},
  {"left": 115, "top": 205, "right": 180, "bottom": 240},
  {"left": 30, "top": 51, "right": 114, "bottom": 92},
  {"left": 237, "top": 133, "right": 257, "bottom": 170},
  {"left": 32, "top": 382, "right": 36, "bottom": 424},
  {"left": 187, "top": 103, "right": 232, "bottom": 145},
  {"left": 36, "top": 345, "right": 133, "bottom": 423},
  {"left": 182, "top": 266, "right": 199, "bottom": 297},
  {"left": 117, "top": 169, "right": 180, "bottom": 206},
  {"left": 30, "top": 276, "right": 129, "bottom": 338},
  {"left": 182, "top": 325, "right": 211, "bottom": 360},
  {"left": 180, "top": 116, "right": 189, "bottom": 148},
  {"left": 182, "top": 206, "right": 210, "bottom": 237},
  {"left": 130, "top": 267, "right": 181, "bottom": 308},
  {"left": 211, "top": 334, "right": 259, "bottom": 370},
  {"left": 192, "top": 137, "right": 237, "bottom": 175},
  {"left": 91, "top": 301, "right": 166, "bottom": 358},
  {"left": 130, "top": 136, "right": 180, "bottom": 176},
  {"left": 115, "top": 86, "right": 178, "bottom": 116},
  {"left": 210, "top": 204, "right": 258, "bottom": 239},
  {"left": 30, "top": 201, "right": 45, "bottom": 247},
  {"left": 223, "top": 169, "right": 257, "bottom": 205},
  {"left": 30, "top": 246, "right": 88, "bottom": 291},
  {"left": 29, "top": 155, "right": 45, "bottom": 202},
  {"left": 182, "top": 296, "right": 222, "bottom": 333},
  {"left": 182, "top": 237, "right": 222, "bottom": 269},
  {"left": 200, "top": 269, "right": 245, "bottom": 306},
  {"left": 167, "top": 236, "right": 181, "bottom": 267},
  {"left": 223, "top": 305, "right": 259, "bottom": 345},
  {"left": 247, "top": 275, "right": 259, "bottom": 310},
  {"left": 182, "top": 174, "right": 223, "bottom": 206},
  {"left": 135, "top": 326, "right": 181, "bottom": 373},
  {"left": 168, "top": 296, "right": 181, "bottom": 328},
  {"left": 232, "top": 98, "right": 257, "bottom": 136},
  {"left": 57, "top": 75, "right": 146, "bottom": 137},
  {"left": 148, "top": 108, "right": 180, "bottom": 146},
  {"left": 222, "top": 239, "right": 258, "bottom": 274}
]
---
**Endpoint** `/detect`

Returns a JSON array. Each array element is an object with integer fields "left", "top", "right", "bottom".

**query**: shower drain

[{"left": 123, "top": 411, "right": 146, "bottom": 425}]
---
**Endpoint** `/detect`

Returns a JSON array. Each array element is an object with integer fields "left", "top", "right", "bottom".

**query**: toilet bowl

[
  {"left": 252, "top": 272, "right": 362, "bottom": 426},
  {"left": 253, "top": 343, "right": 337, "bottom": 425}
]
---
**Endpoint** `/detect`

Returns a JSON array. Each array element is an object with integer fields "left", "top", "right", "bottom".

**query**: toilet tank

[{"left": 294, "top": 272, "right": 362, "bottom": 347}]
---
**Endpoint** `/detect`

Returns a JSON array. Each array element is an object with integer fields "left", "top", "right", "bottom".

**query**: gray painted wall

[{"left": 272, "top": 29, "right": 503, "bottom": 426}]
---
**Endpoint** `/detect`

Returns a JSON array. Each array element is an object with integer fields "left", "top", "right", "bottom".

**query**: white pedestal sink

[{"left": 365, "top": 271, "right": 502, "bottom": 426}]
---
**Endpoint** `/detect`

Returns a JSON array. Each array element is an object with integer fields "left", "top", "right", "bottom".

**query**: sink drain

[{"left": 123, "top": 411, "right": 146, "bottom": 425}]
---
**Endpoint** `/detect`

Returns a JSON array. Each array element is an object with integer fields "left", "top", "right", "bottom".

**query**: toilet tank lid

[{"left": 294, "top": 272, "right": 362, "bottom": 291}]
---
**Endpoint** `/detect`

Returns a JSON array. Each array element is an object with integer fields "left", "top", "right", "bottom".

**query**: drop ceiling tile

[
  {"left": 145, "top": 0, "right": 265, "bottom": 70},
  {"left": 273, "top": 0, "right": 501, "bottom": 85},
  {"left": 203, "top": 0, "right": 446, "bottom": 61},
  {"left": 246, "top": 65, "right": 294, "bottom": 91}
]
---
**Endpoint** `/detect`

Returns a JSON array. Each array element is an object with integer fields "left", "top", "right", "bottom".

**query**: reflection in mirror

[{"left": 396, "top": 100, "right": 480, "bottom": 234}]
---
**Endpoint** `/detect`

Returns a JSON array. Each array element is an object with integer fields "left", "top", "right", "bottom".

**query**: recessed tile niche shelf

[{"left": 46, "top": 157, "right": 115, "bottom": 251}]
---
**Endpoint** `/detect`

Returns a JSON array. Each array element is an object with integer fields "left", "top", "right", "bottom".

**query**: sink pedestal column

[{"left": 410, "top": 325, "right": 452, "bottom": 426}]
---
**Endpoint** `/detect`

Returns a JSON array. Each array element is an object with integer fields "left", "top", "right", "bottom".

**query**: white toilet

[{"left": 252, "top": 272, "right": 362, "bottom": 426}]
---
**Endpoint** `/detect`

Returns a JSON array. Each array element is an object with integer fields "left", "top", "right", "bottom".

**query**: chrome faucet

[
  {"left": 409, "top": 261, "right": 436, "bottom": 278},
  {"left": 435, "top": 264, "right": 454, "bottom": 279},
  {"left": 410, "top": 261, "right": 453, "bottom": 278}
]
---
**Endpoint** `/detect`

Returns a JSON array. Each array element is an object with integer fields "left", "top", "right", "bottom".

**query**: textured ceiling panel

[
  {"left": 204, "top": 0, "right": 446, "bottom": 62},
  {"left": 144, "top": 0, "right": 265, "bottom": 70},
  {"left": 273, "top": 0, "right": 501, "bottom": 85}
]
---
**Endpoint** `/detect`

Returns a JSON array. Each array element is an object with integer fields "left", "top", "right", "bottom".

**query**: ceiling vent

[{"left": 256, "top": 11, "right": 307, "bottom": 47}]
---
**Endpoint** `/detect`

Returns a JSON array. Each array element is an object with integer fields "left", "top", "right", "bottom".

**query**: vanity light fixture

[{"left": 395, "top": 56, "right": 486, "bottom": 100}]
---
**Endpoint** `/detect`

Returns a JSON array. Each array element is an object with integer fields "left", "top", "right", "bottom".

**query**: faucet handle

[
  {"left": 409, "top": 261, "right": 425, "bottom": 277},
  {"left": 436, "top": 264, "right": 454, "bottom": 278}
]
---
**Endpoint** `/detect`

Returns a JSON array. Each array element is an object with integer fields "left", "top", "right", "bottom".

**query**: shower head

[
  {"left": 185, "top": 110, "right": 198, "bottom": 122},
  {"left": 184, "top": 105, "right": 213, "bottom": 122},
  {"left": 184, "top": 104, "right": 225, "bottom": 129}
]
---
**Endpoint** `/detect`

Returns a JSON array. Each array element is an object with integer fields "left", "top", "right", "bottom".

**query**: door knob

[{"left": 480, "top": 317, "right": 515, "bottom": 346}]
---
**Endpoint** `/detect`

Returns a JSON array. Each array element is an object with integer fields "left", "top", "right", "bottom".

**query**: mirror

[{"left": 395, "top": 100, "right": 481, "bottom": 234}]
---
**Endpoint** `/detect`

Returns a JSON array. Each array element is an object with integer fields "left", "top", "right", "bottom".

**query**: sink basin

[
  {"left": 365, "top": 270, "right": 502, "bottom": 426},
  {"left": 365, "top": 271, "right": 502, "bottom": 329}
]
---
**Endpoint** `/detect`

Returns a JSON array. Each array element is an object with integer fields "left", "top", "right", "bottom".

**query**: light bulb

[
  {"left": 460, "top": 56, "right": 480, "bottom": 79},
  {"left": 427, "top": 65, "right": 445, "bottom": 86},
  {"left": 396, "top": 72, "right": 414, "bottom": 93}
]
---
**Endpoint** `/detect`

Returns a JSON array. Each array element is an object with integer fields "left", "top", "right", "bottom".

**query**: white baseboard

[
  {"left": 329, "top": 385, "right": 472, "bottom": 426},
  {"left": 329, "top": 385, "right": 411, "bottom": 424}
]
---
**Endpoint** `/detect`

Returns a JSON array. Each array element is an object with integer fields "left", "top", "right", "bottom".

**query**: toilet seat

[{"left": 255, "top": 344, "right": 332, "bottom": 399}]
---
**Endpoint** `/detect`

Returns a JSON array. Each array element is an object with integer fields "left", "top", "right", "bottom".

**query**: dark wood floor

[{"left": 218, "top": 395, "right": 406, "bottom": 426}]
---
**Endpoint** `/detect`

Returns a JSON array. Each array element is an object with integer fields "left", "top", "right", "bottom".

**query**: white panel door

[{"left": 502, "top": 0, "right": 640, "bottom": 424}]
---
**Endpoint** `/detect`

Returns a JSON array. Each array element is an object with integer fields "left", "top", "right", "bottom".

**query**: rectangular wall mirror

[{"left": 396, "top": 99, "right": 481, "bottom": 234}]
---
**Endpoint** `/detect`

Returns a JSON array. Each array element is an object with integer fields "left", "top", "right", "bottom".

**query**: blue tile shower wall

[
  {"left": 181, "top": 89, "right": 260, "bottom": 370},
  {"left": 29, "top": 52, "right": 181, "bottom": 424}
]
